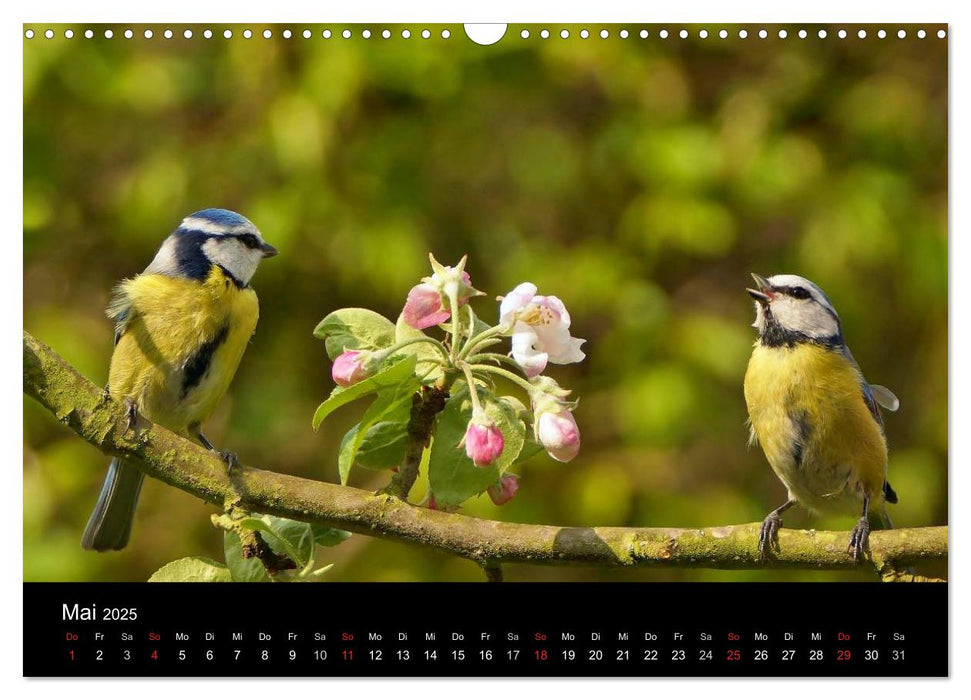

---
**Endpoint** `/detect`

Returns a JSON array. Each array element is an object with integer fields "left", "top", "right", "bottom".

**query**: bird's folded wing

[{"left": 839, "top": 344, "right": 899, "bottom": 427}]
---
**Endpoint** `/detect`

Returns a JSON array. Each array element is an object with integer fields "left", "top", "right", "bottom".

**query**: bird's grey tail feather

[
  {"left": 881, "top": 508, "right": 895, "bottom": 530},
  {"left": 81, "top": 458, "right": 145, "bottom": 552}
]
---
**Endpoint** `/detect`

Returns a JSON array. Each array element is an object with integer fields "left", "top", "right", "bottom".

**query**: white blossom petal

[
  {"left": 548, "top": 336, "right": 586, "bottom": 364},
  {"left": 510, "top": 324, "right": 548, "bottom": 377},
  {"left": 536, "top": 294, "right": 571, "bottom": 326},
  {"left": 500, "top": 282, "right": 537, "bottom": 324}
]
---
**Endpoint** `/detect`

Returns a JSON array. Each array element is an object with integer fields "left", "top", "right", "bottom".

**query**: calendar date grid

[
  {"left": 27, "top": 582, "right": 946, "bottom": 677},
  {"left": 59, "top": 624, "right": 911, "bottom": 672}
]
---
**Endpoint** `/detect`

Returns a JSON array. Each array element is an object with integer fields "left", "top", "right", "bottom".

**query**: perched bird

[
  {"left": 81, "top": 209, "right": 278, "bottom": 551},
  {"left": 743, "top": 274, "right": 899, "bottom": 561}
]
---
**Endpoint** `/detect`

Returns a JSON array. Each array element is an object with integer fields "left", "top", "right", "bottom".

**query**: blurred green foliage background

[{"left": 23, "top": 24, "right": 947, "bottom": 582}]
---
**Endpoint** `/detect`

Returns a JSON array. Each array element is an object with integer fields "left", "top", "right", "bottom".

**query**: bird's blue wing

[
  {"left": 840, "top": 344, "right": 900, "bottom": 506},
  {"left": 860, "top": 377, "right": 885, "bottom": 428},
  {"left": 839, "top": 344, "right": 891, "bottom": 428}
]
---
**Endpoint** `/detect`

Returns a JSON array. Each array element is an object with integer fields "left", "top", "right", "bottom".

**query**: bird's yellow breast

[
  {"left": 743, "top": 342, "right": 887, "bottom": 513},
  {"left": 107, "top": 266, "right": 259, "bottom": 434}
]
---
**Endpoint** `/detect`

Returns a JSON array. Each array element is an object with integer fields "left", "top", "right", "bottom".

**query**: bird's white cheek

[
  {"left": 202, "top": 239, "right": 261, "bottom": 285},
  {"left": 771, "top": 299, "right": 804, "bottom": 330},
  {"left": 234, "top": 251, "right": 261, "bottom": 284},
  {"left": 769, "top": 299, "right": 839, "bottom": 339}
]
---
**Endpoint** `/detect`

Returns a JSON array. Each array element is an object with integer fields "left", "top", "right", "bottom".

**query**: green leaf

[
  {"left": 223, "top": 531, "right": 270, "bottom": 582},
  {"left": 337, "top": 425, "right": 362, "bottom": 482},
  {"left": 314, "top": 308, "right": 396, "bottom": 360},
  {"left": 337, "top": 378, "right": 418, "bottom": 484},
  {"left": 427, "top": 383, "right": 526, "bottom": 507},
  {"left": 340, "top": 415, "right": 412, "bottom": 477},
  {"left": 148, "top": 557, "right": 232, "bottom": 583},
  {"left": 237, "top": 515, "right": 313, "bottom": 569},
  {"left": 262, "top": 515, "right": 316, "bottom": 565},
  {"left": 311, "top": 525, "right": 352, "bottom": 547},
  {"left": 355, "top": 420, "right": 411, "bottom": 469},
  {"left": 395, "top": 313, "right": 444, "bottom": 381},
  {"left": 313, "top": 354, "right": 418, "bottom": 430}
]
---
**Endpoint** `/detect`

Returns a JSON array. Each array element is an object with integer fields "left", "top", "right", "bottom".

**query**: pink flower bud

[
  {"left": 463, "top": 413, "right": 504, "bottom": 468},
  {"left": 487, "top": 474, "right": 519, "bottom": 505},
  {"left": 402, "top": 255, "right": 482, "bottom": 330},
  {"left": 402, "top": 283, "right": 451, "bottom": 330},
  {"left": 331, "top": 350, "right": 372, "bottom": 387},
  {"left": 536, "top": 408, "right": 581, "bottom": 462}
]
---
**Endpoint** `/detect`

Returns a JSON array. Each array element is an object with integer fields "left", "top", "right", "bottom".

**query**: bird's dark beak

[
  {"left": 261, "top": 242, "right": 279, "bottom": 258},
  {"left": 747, "top": 273, "right": 772, "bottom": 304}
]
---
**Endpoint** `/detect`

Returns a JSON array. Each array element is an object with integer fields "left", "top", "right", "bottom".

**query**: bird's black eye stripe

[
  {"left": 786, "top": 286, "right": 811, "bottom": 300},
  {"left": 237, "top": 233, "right": 260, "bottom": 249}
]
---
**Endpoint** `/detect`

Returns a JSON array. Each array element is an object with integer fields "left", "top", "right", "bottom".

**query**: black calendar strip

[{"left": 24, "top": 582, "right": 947, "bottom": 677}]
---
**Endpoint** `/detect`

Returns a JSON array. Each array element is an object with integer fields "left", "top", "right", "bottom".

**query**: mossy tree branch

[{"left": 23, "top": 330, "right": 948, "bottom": 579}]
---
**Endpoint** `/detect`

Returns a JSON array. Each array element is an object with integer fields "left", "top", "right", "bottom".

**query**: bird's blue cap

[{"left": 187, "top": 208, "right": 252, "bottom": 228}]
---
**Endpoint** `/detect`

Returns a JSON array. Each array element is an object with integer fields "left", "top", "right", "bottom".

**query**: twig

[
  {"left": 380, "top": 382, "right": 450, "bottom": 500},
  {"left": 482, "top": 563, "right": 504, "bottom": 583}
]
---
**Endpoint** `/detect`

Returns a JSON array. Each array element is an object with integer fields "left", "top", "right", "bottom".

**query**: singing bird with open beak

[{"left": 743, "top": 274, "right": 899, "bottom": 561}]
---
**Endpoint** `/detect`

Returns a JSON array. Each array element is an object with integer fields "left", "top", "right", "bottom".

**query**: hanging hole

[{"left": 464, "top": 24, "right": 505, "bottom": 45}]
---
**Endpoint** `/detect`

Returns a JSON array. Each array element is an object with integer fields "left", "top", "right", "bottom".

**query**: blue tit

[
  {"left": 81, "top": 208, "right": 278, "bottom": 552},
  {"left": 743, "top": 274, "right": 899, "bottom": 561}
]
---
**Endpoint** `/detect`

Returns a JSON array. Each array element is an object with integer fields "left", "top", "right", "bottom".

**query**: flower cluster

[{"left": 321, "top": 253, "right": 585, "bottom": 509}]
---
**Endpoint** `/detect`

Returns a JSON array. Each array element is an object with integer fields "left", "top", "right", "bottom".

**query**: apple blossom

[
  {"left": 487, "top": 474, "right": 520, "bottom": 505},
  {"left": 402, "top": 283, "right": 451, "bottom": 329},
  {"left": 461, "top": 409, "right": 505, "bottom": 467},
  {"left": 499, "top": 282, "right": 586, "bottom": 377},
  {"left": 535, "top": 406, "right": 581, "bottom": 463},
  {"left": 402, "top": 254, "right": 483, "bottom": 329},
  {"left": 331, "top": 349, "right": 373, "bottom": 387}
]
